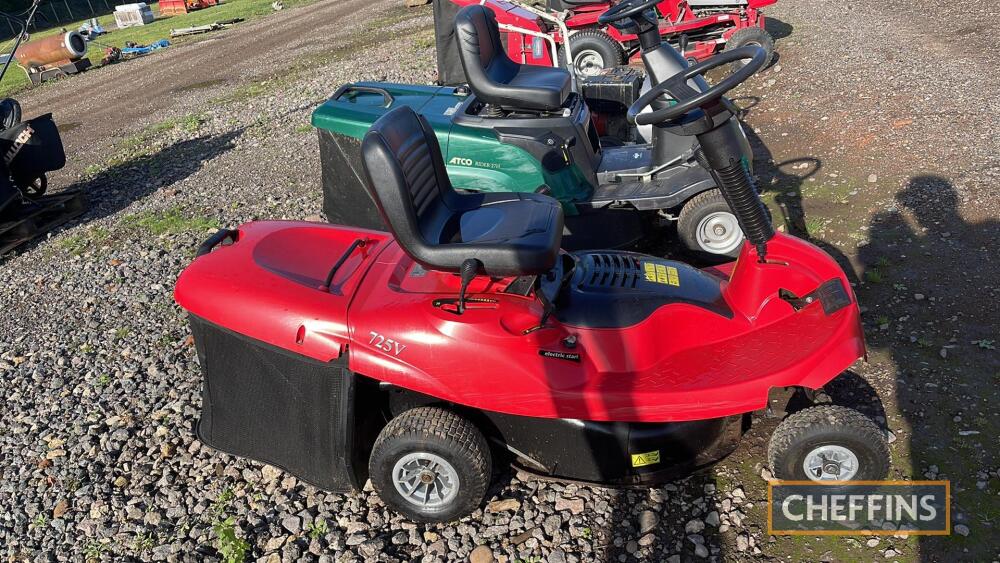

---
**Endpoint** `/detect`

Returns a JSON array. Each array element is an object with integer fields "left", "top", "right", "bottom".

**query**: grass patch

[
  {"left": 0, "top": 0, "right": 320, "bottom": 98},
  {"left": 803, "top": 217, "right": 830, "bottom": 236},
  {"left": 121, "top": 206, "right": 218, "bottom": 236},
  {"left": 412, "top": 31, "right": 435, "bottom": 50},
  {"left": 57, "top": 226, "right": 111, "bottom": 255}
]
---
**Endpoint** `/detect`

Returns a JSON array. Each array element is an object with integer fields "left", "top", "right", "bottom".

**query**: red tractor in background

[{"left": 441, "top": 0, "right": 776, "bottom": 78}]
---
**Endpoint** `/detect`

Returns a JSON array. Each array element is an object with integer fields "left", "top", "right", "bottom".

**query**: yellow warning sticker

[
  {"left": 643, "top": 263, "right": 680, "bottom": 287},
  {"left": 630, "top": 450, "right": 661, "bottom": 467}
]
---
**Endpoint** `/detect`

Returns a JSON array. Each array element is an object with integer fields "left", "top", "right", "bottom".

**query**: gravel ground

[{"left": 1, "top": 0, "right": 997, "bottom": 561}]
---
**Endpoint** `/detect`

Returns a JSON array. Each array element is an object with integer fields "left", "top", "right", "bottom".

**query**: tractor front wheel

[
  {"left": 677, "top": 189, "right": 745, "bottom": 260},
  {"left": 725, "top": 27, "right": 775, "bottom": 71},
  {"left": 768, "top": 405, "right": 890, "bottom": 482},
  {"left": 369, "top": 407, "right": 491, "bottom": 523},
  {"left": 562, "top": 30, "right": 626, "bottom": 77}
]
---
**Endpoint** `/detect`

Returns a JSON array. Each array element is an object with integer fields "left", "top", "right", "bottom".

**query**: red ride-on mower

[
  {"left": 176, "top": 48, "right": 887, "bottom": 522},
  {"left": 438, "top": 0, "right": 775, "bottom": 79}
]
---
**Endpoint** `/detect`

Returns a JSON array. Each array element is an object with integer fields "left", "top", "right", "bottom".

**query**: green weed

[
  {"left": 307, "top": 517, "right": 328, "bottom": 540},
  {"left": 132, "top": 531, "right": 156, "bottom": 555},
  {"left": 121, "top": 207, "right": 219, "bottom": 236},
  {"left": 212, "top": 517, "right": 249, "bottom": 563}
]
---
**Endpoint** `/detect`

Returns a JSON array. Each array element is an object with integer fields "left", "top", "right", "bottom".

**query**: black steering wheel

[
  {"left": 626, "top": 46, "right": 766, "bottom": 127},
  {"left": 597, "top": 0, "right": 660, "bottom": 26}
]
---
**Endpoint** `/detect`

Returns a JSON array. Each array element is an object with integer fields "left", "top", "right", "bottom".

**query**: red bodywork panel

[
  {"left": 176, "top": 223, "right": 864, "bottom": 424},
  {"left": 451, "top": 0, "right": 771, "bottom": 67}
]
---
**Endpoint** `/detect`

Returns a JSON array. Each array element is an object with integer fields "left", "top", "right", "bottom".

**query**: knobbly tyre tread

[
  {"left": 369, "top": 406, "right": 491, "bottom": 522},
  {"left": 767, "top": 404, "right": 890, "bottom": 480},
  {"left": 563, "top": 29, "right": 626, "bottom": 71},
  {"left": 725, "top": 27, "right": 776, "bottom": 69},
  {"left": 677, "top": 189, "right": 737, "bottom": 257}
]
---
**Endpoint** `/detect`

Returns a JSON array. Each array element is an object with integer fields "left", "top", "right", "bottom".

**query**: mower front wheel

[
  {"left": 725, "top": 27, "right": 775, "bottom": 71},
  {"left": 768, "top": 405, "right": 890, "bottom": 482},
  {"left": 369, "top": 406, "right": 491, "bottom": 523}
]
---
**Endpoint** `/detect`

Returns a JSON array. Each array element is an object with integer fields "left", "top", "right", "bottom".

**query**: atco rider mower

[
  {"left": 316, "top": 2, "right": 761, "bottom": 259},
  {"left": 177, "top": 42, "right": 889, "bottom": 522}
]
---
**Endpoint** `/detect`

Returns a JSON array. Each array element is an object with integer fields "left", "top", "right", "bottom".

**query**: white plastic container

[{"left": 114, "top": 3, "right": 156, "bottom": 28}]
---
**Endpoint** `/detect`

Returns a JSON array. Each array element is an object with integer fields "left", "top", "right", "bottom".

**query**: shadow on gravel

[
  {"left": 860, "top": 175, "right": 999, "bottom": 561},
  {"left": 765, "top": 17, "right": 794, "bottom": 41},
  {"left": 742, "top": 126, "right": 860, "bottom": 286},
  {"left": 15, "top": 131, "right": 243, "bottom": 253},
  {"left": 75, "top": 131, "right": 241, "bottom": 223}
]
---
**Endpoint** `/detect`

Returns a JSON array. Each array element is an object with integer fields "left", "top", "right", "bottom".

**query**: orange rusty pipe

[{"left": 14, "top": 32, "right": 87, "bottom": 68}]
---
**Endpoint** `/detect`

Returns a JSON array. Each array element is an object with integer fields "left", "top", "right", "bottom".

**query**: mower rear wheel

[
  {"left": 563, "top": 30, "right": 626, "bottom": 77},
  {"left": 725, "top": 27, "right": 775, "bottom": 71},
  {"left": 0, "top": 98, "right": 21, "bottom": 132},
  {"left": 369, "top": 406, "right": 491, "bottom": 523},
  {"left": 768, "top": 405, "right": 890, "bottom": 482},
  {"left": 677, "top": 189, "right": 745, "bottom": 260}
]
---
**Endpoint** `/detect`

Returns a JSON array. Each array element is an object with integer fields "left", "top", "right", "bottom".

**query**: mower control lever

[
  {"left": 626, "top": 46, "right": 767, "bottom": 128},
  {"left": 457, "top": 258, "right": 483, "bottom": 314}
]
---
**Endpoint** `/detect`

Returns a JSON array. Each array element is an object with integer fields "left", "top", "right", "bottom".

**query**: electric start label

[
  {"left": 768, "top": 481, "right": 950, "bottom": 535},
  {"left": 538, "top": 350, "right": 580, "bottom": 363}
]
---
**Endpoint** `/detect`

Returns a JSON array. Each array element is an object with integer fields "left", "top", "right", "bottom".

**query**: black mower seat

[
  {"left": 361, "top": 106, "right": 563, "bottom": 277},
  {"left": 455, "top": 5, "right": 572, "bottom": 112}
]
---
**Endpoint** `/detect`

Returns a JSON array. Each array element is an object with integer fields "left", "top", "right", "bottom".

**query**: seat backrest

[
  {"left": 360, "top": 106, "right": 459, "bottom": 264},
  {"left": 455, "top": 6, "right": 517, "bottom": 97},
  {"left": 362, "top": 106, "right": 564, "bottom": 276}
]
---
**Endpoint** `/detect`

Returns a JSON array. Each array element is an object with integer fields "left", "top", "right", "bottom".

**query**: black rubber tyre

[
  {"left": 724, "top": 27, "right": 775, "bottom": 70},
  {"left": 369, "top": 407, "right": 491, "bottom": 523},
  {"left": 677, "top": 189, "right": 745, "bottom": 260},
  {"left": 562, "top": 29, "right": 626, "bottom": 77},
  {"left": 0, "top": 98, "right": 21, "bottom": 131},
  {"left": 768, "top": 405, "right": 890, "bottom": 481}
]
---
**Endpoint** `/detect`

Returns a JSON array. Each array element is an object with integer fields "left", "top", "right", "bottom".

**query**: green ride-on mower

[{"left": 313, "top": 0, "right": 763, "bottom": 259}]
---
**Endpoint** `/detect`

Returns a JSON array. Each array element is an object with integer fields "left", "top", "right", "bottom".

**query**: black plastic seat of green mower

[
  {"left": 455, "top": 4, "right": 572, "bottom": 112},
  {"left": 360, "top": 106, "right": 563, "bottom": 277}
]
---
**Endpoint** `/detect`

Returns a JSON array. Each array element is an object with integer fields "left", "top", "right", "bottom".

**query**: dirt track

[{"left": 20, "top": 0, "right": 400, "bottom": 174}]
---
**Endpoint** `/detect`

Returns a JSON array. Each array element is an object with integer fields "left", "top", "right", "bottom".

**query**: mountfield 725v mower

[
  {"left": 316, "top": 2, "right": 763, "bottom": 259},
  {"left": 176, "top": 33, "right": 889, "bottom": 521}
]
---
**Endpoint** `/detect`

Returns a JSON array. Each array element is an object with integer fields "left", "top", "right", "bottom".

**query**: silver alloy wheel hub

[
  {"left": 802, "top": 445, "right": 860, "bottom": 481},
  {"left": 574, "top": 49, "right": 605, "bottom": 77},
  {"left": 696, "top": 211, "right": 743, "bottom": 254},
  {"left": 392, "top": 452, "right": 460, "bottom": 508}
]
